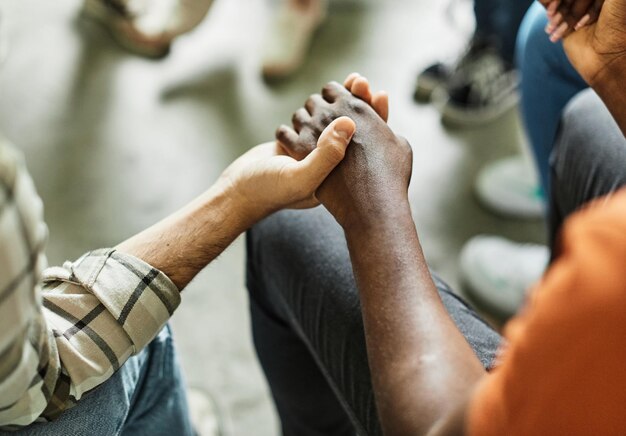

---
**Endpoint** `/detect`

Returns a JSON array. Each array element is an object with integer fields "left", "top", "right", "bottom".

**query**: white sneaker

[
  {"left": 261, "top": 0, "right": 328, "bottom": 80},
  {"left": 187, "top": 388, "right": 223, "bottom": 436},
  {"left": 459, "top": 235, "right": 549, "bottom": 317},
  {"left": 81, "top": 0, "right": 174, "bottom": 58},
  {"left": 475, "top": 155, "right": 545, "bottom": 219}
]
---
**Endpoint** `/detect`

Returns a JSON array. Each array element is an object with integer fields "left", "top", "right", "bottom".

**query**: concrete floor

[{"left": 0, "top": 0, "right": 543, "bottom": 434}]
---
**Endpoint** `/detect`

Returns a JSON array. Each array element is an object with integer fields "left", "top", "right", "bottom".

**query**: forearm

[
  {"left": 117, "top": 181, "right": 252, "bottom": 289},
  {"left": 593, "top": 60, "right": 626, "bottom": 136},
  {"left": 344, "top": 200, "right": 485, "bottom": 435}
]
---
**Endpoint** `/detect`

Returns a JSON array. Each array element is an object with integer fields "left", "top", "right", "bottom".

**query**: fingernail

[
  {"left": 545, "top": 23, "right": 554, "bottom": 34},
  {"left": 553, "top": 22, "right": 568, "bottom": 40},
  {"left": 546, "top": 16, "right": 559, "bottom": 34},
  {"left": 550, "top": 24, "right": 567, "bottom": 42},
  {"left": 575, "top": 13, "right": 590, "bottom": 30},
  {"left": 334, "top": 126, "right": 351, "bottom": 141}
]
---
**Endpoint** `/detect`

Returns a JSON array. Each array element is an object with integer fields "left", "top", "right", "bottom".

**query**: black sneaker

[
  {"left": 435, "top": 47, "right": 519, "bottom": 127},
  {"left": 414, "top": 36, "right": 496, "bottom": 103},
  {"left": 414, "top": 62, "right": 451, "bottom": 102}
]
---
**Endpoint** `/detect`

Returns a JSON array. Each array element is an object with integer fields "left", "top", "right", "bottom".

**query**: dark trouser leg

[
  {"left": 246, "top": 208, "right": 502, "bottom": 436},
  {"left": 549, "top": 89, "right": 626, "bottom": 254},
  {"left": 474, "top": 0, "right": 532, "bottom": 64}
]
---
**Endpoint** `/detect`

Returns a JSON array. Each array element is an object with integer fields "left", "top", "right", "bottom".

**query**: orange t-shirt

[{"left": 469, "top": 188, "right": 626, "bottom": 435}]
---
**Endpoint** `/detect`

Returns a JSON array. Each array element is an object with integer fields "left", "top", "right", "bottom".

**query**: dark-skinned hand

[
  {"left": 540, "top": 0, "right": 605, "bottom": 41},
  {"left": 276, "top": 74, "right": 413, "bottom": 229},
  {"left": 559, "top": 0, "right": 626, "bottom": 86}
]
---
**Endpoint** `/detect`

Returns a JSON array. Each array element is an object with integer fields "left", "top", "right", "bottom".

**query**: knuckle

[
  {"left": 321, "top": 114, "right": 336, "bottom": 127},
  {"left": 347, "top": 98, "right": 367, "bottom": 114},
  {"left": 275, "top": 126, "right": 286, "bottom": 140},
  {"left": 397, "top": 135, "right": 413, "bottom": 153}
]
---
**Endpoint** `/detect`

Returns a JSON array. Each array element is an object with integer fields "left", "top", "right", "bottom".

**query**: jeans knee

[{"left": 516, "top": 2, "right": 551, "bottom": 71}]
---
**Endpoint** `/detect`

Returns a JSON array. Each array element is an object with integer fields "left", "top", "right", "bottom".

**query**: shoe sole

[{"left": 81, "top": 0, "right": 171, "bottom": 59}]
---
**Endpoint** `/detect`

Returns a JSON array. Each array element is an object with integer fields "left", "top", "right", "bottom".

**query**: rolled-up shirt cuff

[{"left": 43, "top": 248, "right": 180, "bottom": 352}]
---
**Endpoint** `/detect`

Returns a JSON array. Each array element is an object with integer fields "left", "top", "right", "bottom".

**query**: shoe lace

[{"left": 465, "top": 54, "right": 517, "bottom": 103}]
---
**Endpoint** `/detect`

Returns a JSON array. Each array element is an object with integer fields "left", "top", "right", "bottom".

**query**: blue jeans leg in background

[
  {"left": 3, "top": 325, "right": 194, "bottom": 436},
  {"left": 474, "top": 0, "right": 533, "bottom": 63},
  {"left": 517, "top": 2, "right": 588, "bottom": 193}
]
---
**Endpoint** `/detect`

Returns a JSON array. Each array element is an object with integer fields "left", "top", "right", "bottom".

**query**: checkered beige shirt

[{"left": 0, "top": 138, "right": 181, "bottom": 428}]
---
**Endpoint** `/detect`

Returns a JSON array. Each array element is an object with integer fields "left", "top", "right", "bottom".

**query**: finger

[
  {"left": 586, "top": 0, "right": 604, "bottom": 24},
  {"left": 546, "top": 0, "right": 560, "bottom": 18},
  {"left": 371, "top": 91, "right": 389, "bottom": 122},
  {"left": 565, "top": 0, "right": 594, "bottom": 23},
  {"left": 274, "top": 140, "right": 289, "bottom": 157},
  {"left": 350, "top": 77, "right": 373, "bottom": 104},
  {"left": 343, "top": 72, "right": 361, "bottom": 89},
  {"left": 304, "top": 94, "right": 327, "bottom": 115},
  {"left": 550, "top": 21, "right": 569, "bottom": 42},
  {"left": 289, "top": 116, "right": 356, "bottom": 188},
  {"left": 321, "top": 81, "right": 349, "bottom": 103},
  {"left": 557, "top": 0, "right": 573, "bottom": 17},
  {"left": 546, "top": 11, "right": 563, "bottom": 34},
  {"left": 291, "top": 108, "right": 310, "bottom": 133},
  {"left": 574, "top": 13, "right": 591, "bottom": 30},
  {"left": 275, "top": 124, "right": 299, "bottom": 154}
]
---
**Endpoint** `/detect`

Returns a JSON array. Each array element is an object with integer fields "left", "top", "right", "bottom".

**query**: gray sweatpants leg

[
  {"left": 549, "top": 89, "right": 626, "bottom": 254},
  {"left": 246, "top": 208, "right": 501, "bottom": 436}
]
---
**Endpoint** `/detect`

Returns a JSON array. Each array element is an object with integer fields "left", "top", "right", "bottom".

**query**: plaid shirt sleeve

[{"left": 0, "top": 139, "right": 181, "bottom": 428}]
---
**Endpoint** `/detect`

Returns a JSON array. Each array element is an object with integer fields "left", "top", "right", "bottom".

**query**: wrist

[
  {"left": 208, "top": 177, "right": 265, "bottom": 231},
  {"left": 342, "top": 193, "right": 414, "bottom": 235}
]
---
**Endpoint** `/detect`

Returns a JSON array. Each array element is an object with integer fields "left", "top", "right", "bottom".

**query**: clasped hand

[
  {"left": 277, "top": 73, "right": 413, "bottom": 229},
  {"left": 218, "top": 73, "right": 413, "bottom": 230},
  {"left": 542, "top": 0, "right": 626, "bottom": 87}
]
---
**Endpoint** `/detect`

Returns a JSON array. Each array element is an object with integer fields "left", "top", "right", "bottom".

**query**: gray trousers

[{"left": 246, "top": 89, "right": 626, "bottom": 436}]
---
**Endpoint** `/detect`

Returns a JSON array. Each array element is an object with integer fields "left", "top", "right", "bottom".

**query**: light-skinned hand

[{"left": 218, "top": 116, "right": 356, "bottom": 225}]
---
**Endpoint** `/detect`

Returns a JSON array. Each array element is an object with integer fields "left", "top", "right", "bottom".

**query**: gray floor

[{"left": 0, "top": 0, "right": 543, "bottom": 434}]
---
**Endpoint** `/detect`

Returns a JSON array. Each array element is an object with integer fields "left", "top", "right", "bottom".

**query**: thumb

[{"left": 289, "top": 116, "right": 356, "bottom": 188}]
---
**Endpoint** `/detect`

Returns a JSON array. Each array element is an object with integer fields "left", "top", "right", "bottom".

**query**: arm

[
  {"left": 277, "top": 77, "right": 485, "bottom": 435},
  {"left": 115, "top": 182, "right": 249, "bottom": 289},
  {"left": 117, "top": 122, "right": 355, "bottom": 289},
  {"left": 344, "top": 203, "right": 484, "bottom": 435},
  {"left": 0, "top": 120, "right": 354, "bottom": 427}
]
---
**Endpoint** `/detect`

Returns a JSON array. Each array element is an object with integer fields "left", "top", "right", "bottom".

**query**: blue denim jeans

[
  {"left": 517, "top": 2, "right": 588, "bottom": 193},
  {"left": 474, "top": 0, "right": 533, "bottom": 63},
  {"left": 2, "top": 325, "right": 194, "bottom": 436}
]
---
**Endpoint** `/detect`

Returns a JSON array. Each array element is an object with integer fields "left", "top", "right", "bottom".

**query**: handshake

[{"left": 219, "top": 73, "right": 413, "bottom": 230}]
